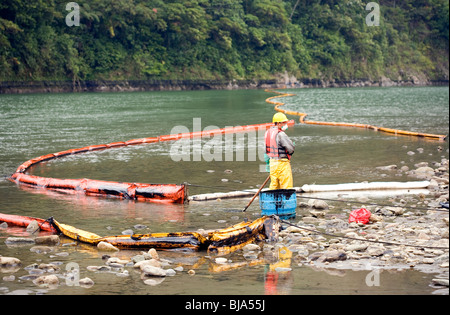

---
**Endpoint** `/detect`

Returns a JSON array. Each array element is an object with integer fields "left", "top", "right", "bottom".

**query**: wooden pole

[{"left": 243, "top": 175, "right": 271, "bottom": 212}]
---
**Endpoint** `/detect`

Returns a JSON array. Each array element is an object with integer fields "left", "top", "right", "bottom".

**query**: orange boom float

[
  {"left": 9, "top": 121, "right": 291, "bottom": 204},
  {"left": 10, "top": 173, "right": 187, "bottom": 204},
  {"left": 265, "top": 88, "right": 447, "bottom": 141},
  {"left": 0, "top": 213, "right": 57, "bottom": 233}
]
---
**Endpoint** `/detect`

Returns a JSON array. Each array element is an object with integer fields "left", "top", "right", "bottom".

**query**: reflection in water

[
  {"left": 264, "top": 246, "right": 294, "bottom": 295},
  {"left": 14, "top": 183, "right": 186, "bottom": 224}
]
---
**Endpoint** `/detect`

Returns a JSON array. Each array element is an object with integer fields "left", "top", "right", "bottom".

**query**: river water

[{"left": 0, "top": 86, "right": 448, "bottom": 295}]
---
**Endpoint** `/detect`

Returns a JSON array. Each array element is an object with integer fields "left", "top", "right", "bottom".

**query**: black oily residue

[{"left": 260, "top": 189, "right": 296, "bottom": 217}]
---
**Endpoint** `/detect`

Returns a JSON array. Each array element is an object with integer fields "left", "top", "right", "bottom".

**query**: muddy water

[{"left": 0, "top": 87, "right": 448, "bottom": 295}]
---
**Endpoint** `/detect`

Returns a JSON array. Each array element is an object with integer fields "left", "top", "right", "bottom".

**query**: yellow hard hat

[{"left": 273, "top": 112, "right": 289, "bottom": 124}]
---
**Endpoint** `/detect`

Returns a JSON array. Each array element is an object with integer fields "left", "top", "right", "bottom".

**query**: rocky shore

[
  {"left": 271, "top": 156, "right": 449, "bottom": 294},
  {"left": 1, "top": 76, "right": 448, "bottom": 94},
  {"left": 1, "top": 157, "right": 448, "bottom": 295},
  {"left": 0, "top": 79, "right": 279, "bottom": 94}
]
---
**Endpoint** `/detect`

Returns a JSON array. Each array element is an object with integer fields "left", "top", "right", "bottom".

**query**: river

[{"left": 0, "top": 86, "right": 448, "bottom": 295}]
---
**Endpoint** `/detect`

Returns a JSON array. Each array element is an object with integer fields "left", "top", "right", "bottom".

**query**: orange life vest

[{"left": 265, "top": 127, "right": 291, "bottom": 160}]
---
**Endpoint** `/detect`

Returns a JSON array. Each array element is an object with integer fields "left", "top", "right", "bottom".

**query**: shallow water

[{"left": 0, "top": 86, "right": 448, "bottom": 295}]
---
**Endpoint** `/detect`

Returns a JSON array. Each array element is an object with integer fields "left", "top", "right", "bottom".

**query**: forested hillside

[{"left": 1, "top": 0, "right": 448, "bottom": 83}]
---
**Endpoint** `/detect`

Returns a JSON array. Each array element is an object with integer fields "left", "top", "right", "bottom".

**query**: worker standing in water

[{"left": 265, "top": 113, "right": 295, "bottom": 190}]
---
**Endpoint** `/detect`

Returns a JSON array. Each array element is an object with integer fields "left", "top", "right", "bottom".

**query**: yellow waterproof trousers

[{"left": 269, "top": 159, "right": 293, "bottom": 190}]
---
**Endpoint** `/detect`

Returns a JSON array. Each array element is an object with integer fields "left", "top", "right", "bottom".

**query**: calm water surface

[{"left": 0, "top": 87, "right": 448, "bottom": 295}]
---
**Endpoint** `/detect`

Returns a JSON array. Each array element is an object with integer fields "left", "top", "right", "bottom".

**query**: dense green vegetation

[{"left": 1, "top": 0, "right": 448, "bottom": 83}]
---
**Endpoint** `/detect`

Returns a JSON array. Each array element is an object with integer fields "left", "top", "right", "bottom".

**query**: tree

[{"left": 0, "top": 0, "right": 448, "bottom": 82}]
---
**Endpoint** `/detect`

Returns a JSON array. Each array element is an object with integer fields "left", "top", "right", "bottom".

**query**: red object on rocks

[{"left": 348, "top": 208, "right": 372, "bottom": 224}]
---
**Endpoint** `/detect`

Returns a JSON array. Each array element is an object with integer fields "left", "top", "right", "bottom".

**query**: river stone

[
  {"left": 38, "top": 263, "right": 60, "bottom": 272},
  {"left": 116, "top": 270, "right": 129, "bottom": 278},
  {"left": 313, "top": 202, "right": 328, "bottom": 211},
  {"left": 108, "top": 262, "right": 125, "bottom": 269},
  {"left": 133, "top": 224, "right": 147, "bottom": 230},
  {"left": 242, "top": 244, "right": 260, "bottom": 252},
  {"left": 97, "top": 241, "right": 119, "bottom": 252},
  {"left": 367, "top": 245, "right": 385, "bottom": 257},
  {"left": 6, "top": 289, "right": 35, "bottom": 295},
  {"left": 79, "top": 277, "right": 95, "bottom": 287},
  {"left": 135, "top": 259, "right": 162, "bottom": 270},
  {"left": 106, "top": 257, "right": 130, "bottom": 266},
  {"left": 311, "top": 199, "right": 329, "bottom": 210},
  {"left": 415, "top": 166, "right": 435, "bottom": 174},
  {"left": 300, "top": 236, "right": 314, "bottom": 243},
  {"left": 3, "top": 275, "right": 15, "bottom": 282},
  {"left": 392, "top": 207, "right": 405, "bottom": 216},
  {"left": 35, "top": 235, "right": 60, "bottom": 245},
  {"left": 369, "top": 213, "right": 383, "bottom": 222},
  {"left": 432, "top": 279, "right": 449, "bottom": 287},
  {"left": 285, "top": 226, "right": 303, "bottom": 233},
  {"left": 417, "top": 232, "right": 431, "bottom": 240},
  {"left": 309, "top": 209, "right": 326, "bottom": 217},
  {"left": 376, "top": 165, "right": 397, "bottom": 171},
  {"left": 317, "top": 251, "right": 347, "bottom": 263},
  {"left": 141, "top": 265, "right": 166, "bottom": 277},
  {"left": 28, "top": 268, "right": 45, "bottom": 276},
  {"left": 0, "top": 257, "right": 21, "bottom": 267},
  {"left": 326, "top": 219, "right": 348, "bottom": 231},
  {"left": 5, "top": 237, "right": 35, "bottom": 245},
  {"left": 174, "top": 266, "right": 184, "bottom": 272},
  {"left": 345, "top": 243, "right": 368, "bottom": 252},
  {"left": 30, "top": 246, "right": 53, "bottom": 254},
  {"left": 87, "top": 265, "right": 111, "bottom": 272},
  {"left": 381, "top": 207, "right": 404, "bottom": 216},
  {"left": 422, "top": 258, "right": 435, "bottom": 264},
  {"left": 144, "top": 278, "right": 165, "bottom": 286},
  {"left": 131, "top": 254, "right": 145, "bottom": 263},
  {"left": 148, "top": 248, "right": 159, "bottom": 260},
  {"left": 215, "top": 257, "right": 228, "bottom": 264},
  {"left": 439, "top": 261, "right": 449, "bottom": 268},
  {"left": 33, "top": 274, "right": 59, "bottom": 287},
  {"left": 26, "top": 220, "right": 40, "bottom": 233}
]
